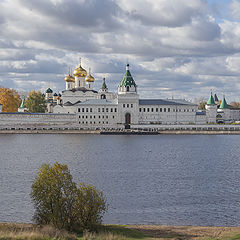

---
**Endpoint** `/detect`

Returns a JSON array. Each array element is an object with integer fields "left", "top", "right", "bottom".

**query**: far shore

[
  {"left": 0, "top": 128, "right": 240, "bottom": 135},
  {"left": 1, "top": 222, "right": 240, "bottom": 239}
]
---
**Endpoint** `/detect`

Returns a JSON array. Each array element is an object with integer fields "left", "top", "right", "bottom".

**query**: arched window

[{"left": 101, "top": 94, "right": 106, "bottom": 99}]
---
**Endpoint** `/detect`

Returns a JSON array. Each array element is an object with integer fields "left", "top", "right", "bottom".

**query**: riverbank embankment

[
  {"left": 1, "top": 222, "right": 240, "bottom": 240},
  {"left": 0, "top": 128, "right": 240, "bottom": 135},
  {"left": 0, "top": 124, "right": 240, "bottom": 134}
]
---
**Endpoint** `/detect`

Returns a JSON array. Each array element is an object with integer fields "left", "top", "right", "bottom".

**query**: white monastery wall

[
  {"left": 76, "top": 104, "right": 118, "bottom": 127},
  {"left": 138, "top": 105, "right": 198, "bottom": 124},
  {"left": 0, "top": 113, "right": 76, "bottom": 127}
]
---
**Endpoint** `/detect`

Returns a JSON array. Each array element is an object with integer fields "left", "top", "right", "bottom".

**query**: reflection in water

[{"left": 0, "top": 134, "right": 240, "bottom": 226}]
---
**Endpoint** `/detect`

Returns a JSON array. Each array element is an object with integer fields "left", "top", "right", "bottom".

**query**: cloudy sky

[{"left": 1, "top": 0, "right": 240, "bottom": 102}]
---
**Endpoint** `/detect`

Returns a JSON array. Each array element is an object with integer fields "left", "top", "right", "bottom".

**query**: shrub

[
  {"left": 31, "top": 162, "right": 106, "bottom": 231},
  {"left": 74, "top": 183, "right": 106, "bottom": 230}
]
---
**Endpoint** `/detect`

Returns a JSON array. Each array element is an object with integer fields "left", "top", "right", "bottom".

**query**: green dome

[
  {"left": 119, "top": 64, "right": 136, "bottom": 87},
  {"left": 46, "top": 88, "right": 53, "bottom": 93}
]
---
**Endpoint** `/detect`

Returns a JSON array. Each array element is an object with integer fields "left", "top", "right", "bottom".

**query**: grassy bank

[{"left": 1, "top": 223, "right": 240, "bottom": 240}]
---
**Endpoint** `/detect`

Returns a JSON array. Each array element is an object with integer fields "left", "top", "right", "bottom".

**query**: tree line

[{"left": 0, "top": 88, "right": 46, "bottom": 113}]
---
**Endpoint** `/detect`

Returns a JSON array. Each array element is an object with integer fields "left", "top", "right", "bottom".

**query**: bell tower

[{"left": 117, "top": 64, "right": 139, "bottom": 127}]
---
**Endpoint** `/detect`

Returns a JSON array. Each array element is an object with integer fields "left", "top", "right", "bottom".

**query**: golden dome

[
  {"left": 85, "top": 68, "right": 95, "bottom": 82},
  {"left": 69, "top": 75, "right": 75, "bottom": 82},
  {"left": 64, "top": 74, "right": 75, "bottom": 82},
  {"left": 74, "top": 64, "right": 87, "bottom": 77}
]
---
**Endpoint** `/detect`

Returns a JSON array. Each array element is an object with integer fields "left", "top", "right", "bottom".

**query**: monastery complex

[{"left": 0, "top": 60, "right": 240, "bottom": 130}]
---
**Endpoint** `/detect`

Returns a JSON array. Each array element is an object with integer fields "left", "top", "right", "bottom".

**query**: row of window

[
  {"left": 79, "top": 115, "right": 115, "bottom": 119},
  {"left": 123, "top": 103, "right": 133, "bottom": 108},
  {"left": 140, "top": 115, "right": 195, "bottom": 120},
  {"left": 139, "top": 108, "right": 196, "bottom": 113},
  {"left": 78, "top": 107, "right": 195, "bottom": 114},
  {"left": 78, "top": 107, "right": 117, "bottom": 113},
  {"left": 79, "top": 121, "right": 109, "bottom": 125}
]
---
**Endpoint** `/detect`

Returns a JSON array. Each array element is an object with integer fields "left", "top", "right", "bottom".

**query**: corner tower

[
  {"left": 219, "top": 96, "right": 231, "bottom": 121},
  {"left": 205, "top": 92, "right": 217, "bottom": 123}
]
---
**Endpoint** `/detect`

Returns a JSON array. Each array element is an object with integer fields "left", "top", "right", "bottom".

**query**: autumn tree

[
  {"left": 198, "top": 101, "right": 207, "bottom": 110},
  {"left": 230, "top": 102, "right": 240, "bottom": 108},
  {"left": 31, "top": 162, "right": 106, "bottom": 231},
  {"left": 25, "top": 90, "right": 47, "bottom": 113},
  {"left": 0, "top": 88, "right": 21, "bottom": 112}
]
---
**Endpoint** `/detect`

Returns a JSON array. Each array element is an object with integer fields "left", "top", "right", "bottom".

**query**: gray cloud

[
  {"left": 187, "top": 17, "right": 221, "bottom": 41},
  {"left": 120, "top": 0, "right": 206, "bottom": 27},
  {"left": 0, "top": 0, "right": 240, "bottom": 101},
  {"left": 19, "top": 0, "right": 121, "bottom": 30}
]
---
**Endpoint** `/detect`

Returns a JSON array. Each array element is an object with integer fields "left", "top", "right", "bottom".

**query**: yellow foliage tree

[
  {"left": 230, "top": 102, "right": 240, "bottom": 108},
  {"left": 0, "top": 88, "right": 21, "bottom": 112}
]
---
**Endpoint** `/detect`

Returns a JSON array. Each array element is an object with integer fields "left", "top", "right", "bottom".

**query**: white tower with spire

[
  {"left": 117, "top": 64, "right": 139, "bottom": 128},
  {"left": 99, "top": 78, "right": 108, "bottom": 93},
  {"left": 118, "top": 64, "right": 137, "bottom": 94}
]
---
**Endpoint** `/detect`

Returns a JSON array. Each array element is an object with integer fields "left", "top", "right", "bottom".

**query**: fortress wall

[{"left": 0, "top": 113, "right": 76, "bottom": 126}]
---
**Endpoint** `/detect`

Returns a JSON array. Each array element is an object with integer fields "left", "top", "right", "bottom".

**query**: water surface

[{"left": 0, "top": 134, "right": 240, "bottom": 226}]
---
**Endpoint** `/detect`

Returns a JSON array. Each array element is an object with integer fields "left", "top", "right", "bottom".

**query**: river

[{"left": 1, "top": 134, "right": 240, "bottom": 226}]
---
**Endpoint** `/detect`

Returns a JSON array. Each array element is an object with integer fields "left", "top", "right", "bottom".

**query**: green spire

[
  {"left": 207, "top": 92, "right": 215, "bottom": 105},
  {"left": 19, "top": 97, "right": 25, "bottom": 108},
  {"left": 46, "top": 88, "right": 53, "bottom": 93},
  {"left": 119, "top": 64, "right": 136, "bottom": 87},
  {"left": 219, "top": 96, "right": 228, "bottom": 109},
  {"left": 101, "top": 78, "right": 107, "bottom": 90}
]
